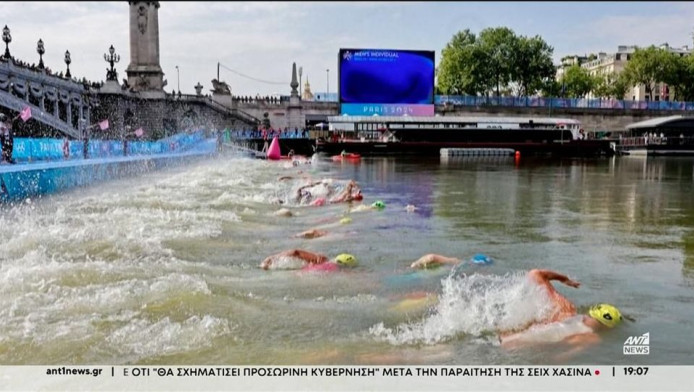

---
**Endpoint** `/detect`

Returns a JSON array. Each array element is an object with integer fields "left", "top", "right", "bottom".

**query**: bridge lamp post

[
  {"left": 2, "top": 25, "right": 11, "bottom": 60},
  {"left": 326, "top": 69, "right": 329, "bottom": 101},
  {"left": 104, "top": 45, "right": 120, "bottom": 81},
  {"left": 64, "top": 50, "right": 72, "bottom": 79},
  {"left": 175, "top": 65, "right": 180, "bottom": 95},
  {"left": 37, "top": 39, "right": 45, "bottom": 69}
]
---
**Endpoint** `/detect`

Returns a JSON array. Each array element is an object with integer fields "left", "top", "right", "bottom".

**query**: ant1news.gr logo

[{"left": 623, "top": 332, "right": 649, "bottom": 355}]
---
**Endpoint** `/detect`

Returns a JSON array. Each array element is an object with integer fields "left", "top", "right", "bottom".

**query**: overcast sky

[{"left": 1, "top": 1, "right": 693, "bottom": 97}]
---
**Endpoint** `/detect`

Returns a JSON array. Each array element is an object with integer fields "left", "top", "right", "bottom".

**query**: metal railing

[{"left": 435, "top": 95, "right": 694, "bottom": 111}]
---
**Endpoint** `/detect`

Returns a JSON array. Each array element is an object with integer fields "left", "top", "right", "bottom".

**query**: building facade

[{"left": 557, "top": 44, "right": 692, "bottom": 101}]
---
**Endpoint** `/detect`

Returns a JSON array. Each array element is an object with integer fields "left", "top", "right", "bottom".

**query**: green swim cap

[
  {"left": 339, "top": 217, "right": 352, "bottom": 224},
  {"left": 335, "top": 253, "right": 357, "bottom": 267},
  {"left": 372, "top": 200, "right": 386, "bottom": 209}
]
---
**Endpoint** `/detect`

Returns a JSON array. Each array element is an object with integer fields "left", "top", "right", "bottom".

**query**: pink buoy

[{"left": 267, "top": 136, "right": 281, "bottom": 160}]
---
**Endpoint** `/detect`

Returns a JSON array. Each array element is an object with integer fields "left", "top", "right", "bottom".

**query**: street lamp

[
  {"left": 326, "top": 68, "right": 329, "bottom": 101},
  {"left": 103, "top": 44, "right": 120, "bottom": 81},
  {"left": 175, "top": 65, "right": 180, "bottom": 94},
  {"left": 2, "top": 25, "right": 11, "bottom": 59},
  {"left": 64, "top": 50, "right": 71, "bottom": 79},
  {"left": 37, "top": 39, "right": 45, "bottom": 69}
]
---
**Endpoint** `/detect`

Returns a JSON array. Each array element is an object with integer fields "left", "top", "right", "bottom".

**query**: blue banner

[{"left": 9, "top": 131, "right": 208, "bottom": 163}]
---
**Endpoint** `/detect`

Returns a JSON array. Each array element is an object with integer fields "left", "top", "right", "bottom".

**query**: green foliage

[
  {"left": 437, "top": 27, "right": 555, "bottom": 97},
  {"left": 478, "top": 27, "right": 517, "bottom": 97},
  {"left": 436, "top": 29, "right": 485, "bottom": 95},
  {"left": 512, "top": 35, "right": 556, "bottom": 97},
  {"left": 622, "top": 46, "right": 678, "bottom": 98},
  {"left": 591, "top": 72, "right": 629, "bottom": 99},
  {"left": 560, "top": 65, "right": 593, "bottom": 98},
  {"left": 540, "top": 78, "right": 561, "bottom": 97},
  {"left": 663, "top": 52, "right": 694, "bottom": 101}
]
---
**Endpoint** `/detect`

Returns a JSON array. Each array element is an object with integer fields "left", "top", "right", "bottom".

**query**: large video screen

[{"left": 339, "top": 48, "right": 435, "bottom": 116}]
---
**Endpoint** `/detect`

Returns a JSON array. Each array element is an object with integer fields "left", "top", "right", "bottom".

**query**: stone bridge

[
  {"left": 1, "top": 59, "right": 92, "bottom": 138},
  {"left": 1, "top": 58, "right": 260, "bottom": 140}
]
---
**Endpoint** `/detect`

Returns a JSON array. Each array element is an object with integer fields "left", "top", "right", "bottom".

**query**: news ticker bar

[{"left": 0, "top": 365, "right": 679, "bottom": 391}]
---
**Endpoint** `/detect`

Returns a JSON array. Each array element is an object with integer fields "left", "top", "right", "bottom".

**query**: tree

[
  {"left": 622, "top": 46, "right": 678, "bottom": 100},
  {"left": 592, "top": 72, "right": 629, "bottom": 99},
  {"left": 663, "top": 53, "right": 694, "bottom": 101},
  {"left": 437, "top": 27, "right": 557, "bottom": 98},
  {"left": 511, "top": 35, "right": 556, "bottom": 96},
  {"left": 477, "top": 27, "right": 518, "bottom": 97},
  {"left": 560, "top": 64, "right": 593, "bottom": 98},
  {"left": 540, "top": 78, "right": 562, "bottom": 97},
  {"left": 436, "top": 29, "right": 484, "bottom": 95}
]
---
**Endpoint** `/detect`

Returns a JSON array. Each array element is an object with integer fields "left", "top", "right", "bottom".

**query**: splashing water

[{"left": 370, "top": 271, "right": 555, "bottom": 345}]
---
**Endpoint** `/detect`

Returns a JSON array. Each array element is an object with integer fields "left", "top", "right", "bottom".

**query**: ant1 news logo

[
  {"left": 623, "top": 332, "right": 650, "bottom": 355},
  {"left": 343, "top": 51, "right": 352, "bottom": 61}
]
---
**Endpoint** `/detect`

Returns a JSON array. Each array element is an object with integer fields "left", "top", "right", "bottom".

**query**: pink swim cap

[{"left": 312, "top": 197, "right": 326, "bottom": 206}]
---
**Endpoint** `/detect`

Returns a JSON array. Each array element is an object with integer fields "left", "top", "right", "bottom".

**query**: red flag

[
  {"left": 19, "top": 106, "right": 32, "bottom": 122},
  {"left": 134, "top": 128, "right": 144, "bottom": 137},
  {"left": 98, "top": 119, "right": 109, "bottom": 131}
]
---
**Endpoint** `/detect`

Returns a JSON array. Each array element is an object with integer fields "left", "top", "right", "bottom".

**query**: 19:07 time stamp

[{"left": 617, "top": 367, "right": 649, "bottom": 376}]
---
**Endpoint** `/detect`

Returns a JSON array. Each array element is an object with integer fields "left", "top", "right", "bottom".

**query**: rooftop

[{"left": 625, "top": 115, "right": 687, "bottom": 129}]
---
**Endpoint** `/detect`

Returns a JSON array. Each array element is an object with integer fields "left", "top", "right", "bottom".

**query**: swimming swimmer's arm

[
  {"left": 260, "top": 249, "right": 328, "bottom": 269},
  {"left": 410, "top": 254, "right": 460, "bottom": 269},
  {"left": 528, "top": 269, "right": 581, "bottom": 289},
  {"left": 290, "top": 249, "right": 329, "bottom": 265},
  {"left": 294, "top": 229, "right": 327, "bottom": 239},
  {"left": 329, "top": 181, "right": 359, "bottom": 203},
  {"left": 553, "top": 333, "right": 601, "bottom": 362},
  {"left": 297, "top": 181, "right": 322, "bottom": 196}
]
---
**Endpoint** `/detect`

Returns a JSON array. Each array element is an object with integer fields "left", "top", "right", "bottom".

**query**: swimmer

[
  {"left": 295, "top": 178, "right": 360, "bottom": 205},
  {"left": 409, "top": 253, "right": 493, "bottom": 269},
  {"left": 329, "top": 180, "right": 362, "bottom": 203},
  {"left": 388, "top": 253, "right": 494, "bottom": 313},
  {"left": 274, "top": 208, "right": 294, "bottom": 217},
  {"left": 349, "top": 200, "right": 385, "bottom": 213},
  {"left": 405, "top": 204, "right": 418, "bottom": 213},
  {"left": 292, "top": 217, "right": 352, "bottom": 240},
  {"left": 499, "top": 269, "right": 625, "bottom": 356},
  {"left": 293, "top": 229, "right": 327, "bottom": 239},
  {"left": 260, "top": 249, "right": 357, "bottom": 271}
]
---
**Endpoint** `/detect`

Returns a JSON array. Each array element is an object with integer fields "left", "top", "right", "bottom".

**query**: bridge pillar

[
  {"left": 67, "top": 99, "right": 72, "bottom": 129},
  {"left": 126, "top": 1, "right": 165, "bottom": 93}
]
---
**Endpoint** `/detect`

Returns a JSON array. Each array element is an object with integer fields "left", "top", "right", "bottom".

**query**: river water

[{"left": 1, "top": 153, "right": 693, "bottom": 366}]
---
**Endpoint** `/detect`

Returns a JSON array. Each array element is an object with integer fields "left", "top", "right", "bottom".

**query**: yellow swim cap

[
  {"left": 588, "top": 304, "right": 623, "bottom": 328},
  {"left": 335, "top": 253, "right": 357, "bottom": 267},
  {"left": 339, "top": 217, "right": 352, "bottom": 224}
]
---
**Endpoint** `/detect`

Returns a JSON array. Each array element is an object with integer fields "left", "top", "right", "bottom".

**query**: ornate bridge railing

[{"left": 0, "top": 59, "right": 92, "bottom": 138}]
